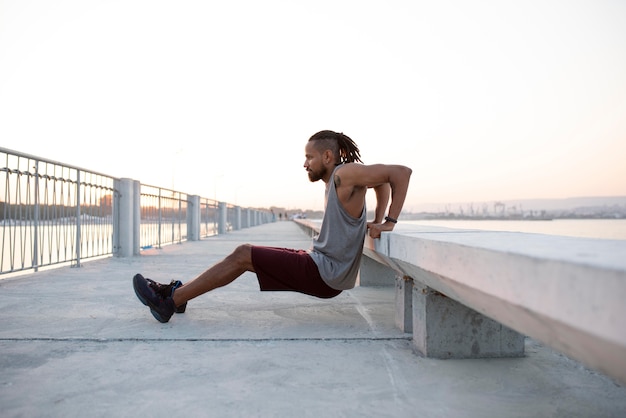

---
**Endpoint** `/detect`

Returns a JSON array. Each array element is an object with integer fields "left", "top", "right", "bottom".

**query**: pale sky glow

[{"left": 1, "top": 0, "right": 625, "bottom": 212}]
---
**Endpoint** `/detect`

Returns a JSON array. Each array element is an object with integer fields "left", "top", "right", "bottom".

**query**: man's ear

[{"left": 323, "top": 149, "right": 334, "bottom": 164}]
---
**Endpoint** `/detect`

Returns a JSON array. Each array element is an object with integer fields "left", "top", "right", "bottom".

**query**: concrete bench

[{"left": 294, "top": 219, "right": 626, "bottom": 386}]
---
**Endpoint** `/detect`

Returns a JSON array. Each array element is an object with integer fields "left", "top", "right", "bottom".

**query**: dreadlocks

[{"left": 308, "top": 130, "right": 363, "bottom": 164}]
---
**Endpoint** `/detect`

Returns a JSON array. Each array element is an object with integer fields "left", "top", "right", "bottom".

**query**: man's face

[{"left": 303, "top": 142, "right": 327, "bottom": 182}]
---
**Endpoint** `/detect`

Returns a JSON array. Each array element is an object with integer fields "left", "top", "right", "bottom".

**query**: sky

[{"left": 1, "top": 0, "right": 625, "bottom": 212}]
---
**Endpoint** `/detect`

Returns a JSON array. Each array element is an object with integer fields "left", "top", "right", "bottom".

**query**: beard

[{"left": 307, "top": 166, "right": 327, "bottom": 182}]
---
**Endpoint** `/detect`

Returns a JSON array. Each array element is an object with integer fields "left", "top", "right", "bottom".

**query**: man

[{"left": 133, "top": 130, "right": 412, "bottom": 323}]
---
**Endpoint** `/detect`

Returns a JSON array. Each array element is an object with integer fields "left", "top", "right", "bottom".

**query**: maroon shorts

[{"left": 250, "top": 246, "right": 342, "bottom": 299}]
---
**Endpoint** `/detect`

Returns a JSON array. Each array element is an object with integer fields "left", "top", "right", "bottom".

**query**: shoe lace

[{"left": 147, "top": 279, "right": 175, "bottom": 299}]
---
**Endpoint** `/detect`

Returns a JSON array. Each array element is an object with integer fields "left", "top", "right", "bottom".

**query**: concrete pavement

[{"left": 1, "top": 222, "right": 625, "bottom": 417}]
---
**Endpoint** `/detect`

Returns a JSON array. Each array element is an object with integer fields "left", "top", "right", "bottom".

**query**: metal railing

[
  {"left": 1, "top": 148, "right": 115, "bottom": 274},
  {"left": 1, "top": 147, "right": 274, "bottom": 276},
  {"left": 140, "top": 185, "right": 189, "bottom": 249},
  {"left": 199, "top": 197, "right": 219, "bottom": 238}
]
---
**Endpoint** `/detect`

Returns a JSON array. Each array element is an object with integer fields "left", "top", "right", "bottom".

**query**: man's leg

[{"left": 172, "top": 244, "right": 254, "bottom": 307}]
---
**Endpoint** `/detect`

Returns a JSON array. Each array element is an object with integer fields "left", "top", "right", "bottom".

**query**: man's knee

[
  {"left": 233, "top": 244, "right": 252, "bottom": 256},
  {"left": 231, "top": 244, "right": 254, "bottom": 270}
]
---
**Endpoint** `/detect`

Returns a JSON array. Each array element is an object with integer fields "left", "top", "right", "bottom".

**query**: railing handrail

[{"left": 0, "top": 147, "right": 115, "bottom": 179}]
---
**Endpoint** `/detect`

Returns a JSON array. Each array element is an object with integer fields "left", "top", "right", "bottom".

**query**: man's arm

[
  {"left": 371, "top": 164, "right": 412, "bottom": 238},
  {"left": 336, "top": 163, "right": 412, "bottom": 238},
  {"left": 383, "top": 164, "right": 412, "bottom": 224},
  {"left": 369, "top": 183, "right": 390, "bottom": 224}
]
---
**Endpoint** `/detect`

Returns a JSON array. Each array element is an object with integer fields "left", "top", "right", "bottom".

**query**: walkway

[{"left": 1, "top": 222, "right": 625, "bottom": 417}]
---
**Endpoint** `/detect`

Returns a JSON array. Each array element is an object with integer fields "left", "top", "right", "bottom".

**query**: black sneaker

[
  {"left": 145, "top": 278, "right": 187, "bottom": 313},
  {"left": 133, "top": 275, "right": 186, "bottom": 314},
  {"left": 133, "top": 273, "right": 176, "bottom": 323}
]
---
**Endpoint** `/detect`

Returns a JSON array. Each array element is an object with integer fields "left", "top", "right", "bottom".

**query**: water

[{"left": 404, "top": 219, "right": 626, "bottom": 240}]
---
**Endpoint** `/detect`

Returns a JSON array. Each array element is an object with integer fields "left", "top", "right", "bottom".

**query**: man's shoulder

[
  {"left": 334, "top": 163, "right": 390, "bottom": 188},
  {"left": 334, "top": 162, "right": 366, "bottom": 177},
  {"left": 333, "top": 163, "right": 364, "bottom": 188}
]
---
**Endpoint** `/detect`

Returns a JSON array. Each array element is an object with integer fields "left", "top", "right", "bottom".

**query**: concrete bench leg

[
  {"left": 359, "top": 255, "right": 395, "bottom": 287},
  {"left": 412, "top": 282, "right": 525, "bottom": 358},
  {"left": 395, "top": 275, "right": 413, "bottom": 332}
]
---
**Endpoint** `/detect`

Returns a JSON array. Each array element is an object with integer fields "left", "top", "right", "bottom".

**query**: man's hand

[{"left": 367, "top": 221, "right": 395, "bottom": 239}]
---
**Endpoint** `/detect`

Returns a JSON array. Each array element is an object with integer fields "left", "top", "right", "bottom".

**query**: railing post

[
  {"left": 115, "top": 178, "right": 136, "bottom": 257},
  {"left": 187, "top": 195, "right": 201, "bottom": 241},
  {"left": 33, "top": 161, "right": 39, "bottom": 271},
  {"left": 234, "top": 206, "right": 241, "bottom": 231},
  {"left": 240, "top": 208, "right": 246, "bottom": 229},
  {"left": 75, "top": 169, "right": 82, "bottom": 267},
  {"left": 212, "top": 200, "right": 218, "bottom": 235},
  {"left": 218, "top": 202, "right": 227, "bottom": 234},
  {"left": 133, "top": 180, "right": 141, "bottom": 255},
  {"left": 113, "top": 180, "right": 120, "bottom": 255},
  {"left": 157, "top": 187, "right": 162, "bottom": 249},
  {"left": 172, "top": 191, "right": 177, "bottom": 244}
]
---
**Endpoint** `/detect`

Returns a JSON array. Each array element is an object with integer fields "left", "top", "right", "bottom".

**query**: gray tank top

[{"left": 309, "top": 164, "right": 367, "bottom": 290}]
